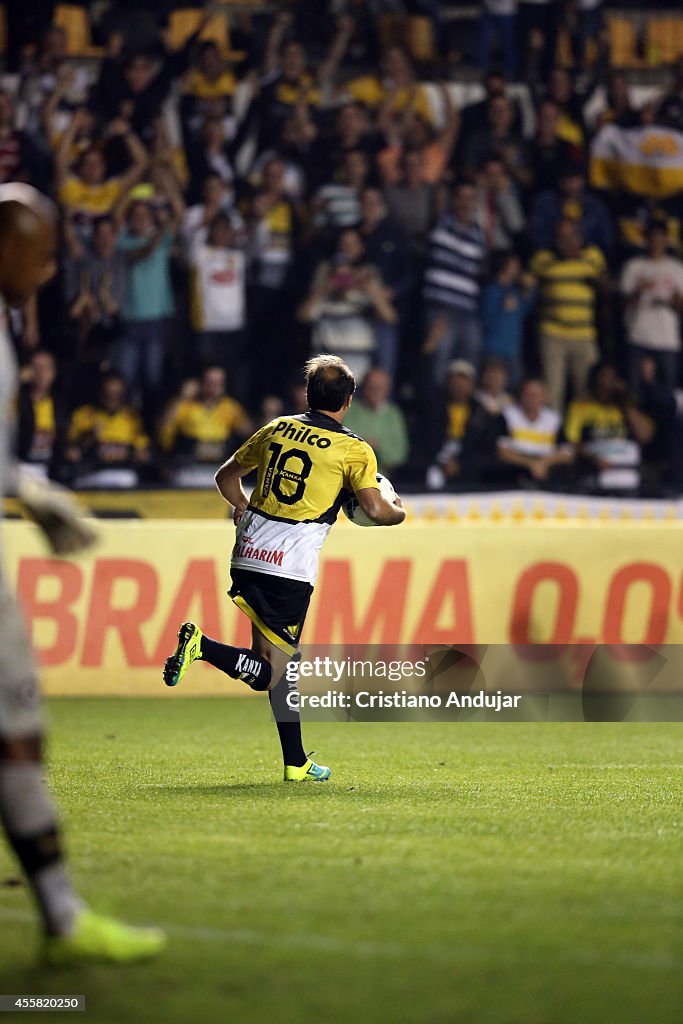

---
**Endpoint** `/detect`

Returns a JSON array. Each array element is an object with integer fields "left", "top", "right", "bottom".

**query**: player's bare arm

[
  {"left": 356, "top": 486, "right": 405, "bottom": 526},
  {"left": 214, "top": 456, "right": 250, "bottom": 524}
]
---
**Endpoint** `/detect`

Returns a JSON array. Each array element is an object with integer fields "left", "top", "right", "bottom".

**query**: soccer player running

[
  {"left": 164, "top": 355, "right": 405, "bottom": 780},
  {"left": 0, "top": 184, "right": 165, "bottom": 963}
]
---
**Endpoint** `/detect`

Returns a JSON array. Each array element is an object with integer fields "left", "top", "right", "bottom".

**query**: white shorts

[{"left": 0, "top": 573, "right": 43, "bottom": 739}]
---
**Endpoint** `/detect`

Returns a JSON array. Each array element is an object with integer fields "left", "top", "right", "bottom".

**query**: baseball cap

[{"left": 448, "top": 360, "right": 476, "bottom": 379}]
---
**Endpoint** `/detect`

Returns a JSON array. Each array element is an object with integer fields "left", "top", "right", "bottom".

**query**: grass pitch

[{"left": 0, "top": 699, "right": 680, "bottom": 1024}]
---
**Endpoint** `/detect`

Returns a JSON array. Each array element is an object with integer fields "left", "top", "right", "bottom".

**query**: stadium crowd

[{"left": 6, "top": 0, "right": 683, "bottom": 496}]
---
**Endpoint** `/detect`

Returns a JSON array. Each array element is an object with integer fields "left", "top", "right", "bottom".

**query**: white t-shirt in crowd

[
  {"left": 621, "top": 256, "right": 683, "bottom": 353},
  {"left": 190, "top": 245, "right": 246, "bottom": 332}
]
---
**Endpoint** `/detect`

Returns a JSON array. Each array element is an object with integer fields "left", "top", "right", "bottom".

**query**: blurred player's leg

[{"left": 0, "top": 579, "right": 166, "bottom": 964}]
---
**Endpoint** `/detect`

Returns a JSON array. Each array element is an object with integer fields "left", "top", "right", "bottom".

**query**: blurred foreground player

[
  {"left": 164, "top": 355, "right": 405, "bottom": 780},
  {"left": 0, "top": 184, "right": 165, "bottom": 964}
]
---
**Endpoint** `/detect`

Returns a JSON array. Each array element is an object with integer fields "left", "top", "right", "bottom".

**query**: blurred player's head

[
  {"left": 304, "top": 355, "right": 355, "bottom": 417},
  {"left": 0, "top": 183, "right": 57, "bottom": 306}
]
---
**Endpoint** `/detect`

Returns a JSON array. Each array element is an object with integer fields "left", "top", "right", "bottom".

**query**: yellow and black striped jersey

[{"left": 232, "top": 411, "right": 378, "bottom": 583}]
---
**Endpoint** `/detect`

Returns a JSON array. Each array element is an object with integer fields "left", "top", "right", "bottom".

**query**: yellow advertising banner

[{"left": 3, "top": 519, "right": 683, "bottom": 695}]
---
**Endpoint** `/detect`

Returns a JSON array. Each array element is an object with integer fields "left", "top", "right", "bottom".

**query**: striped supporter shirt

[
  {"left": 423, "top": 213, "right": 486, "bottom": 312},
  {"left": 499, "top": 404, "right": 572, "bottom": 458},
  {"left": 529, "top": 245, "right": 606, "bottom": 343}
]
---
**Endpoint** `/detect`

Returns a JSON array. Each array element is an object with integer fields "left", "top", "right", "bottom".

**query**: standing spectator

[
  {"left": 114, "top": 190, "right": 184, "bottom": 416},
  {"left": 344, "top": 368, "right": 409, "bottom": 475},
  {"left": 423, "top": 180, "right": 487, "bottom": 383},
  {"left": 496, "top": 378, "right": 574, "bottom": 486},
  {"left": 64, "top": 214, "right": 127, "bottom": 398},
  {"left": 189, "top": 213, "right": 249, "bottom": 401},
  {"left": 258, "top": 14, "right": 353, "bottom": 150},
  {"left": 529, "top": 163, "right": 613, "bottom": 255},
  {"left": 310, "top": 149, "right": 371, "bottom": 238},
  {"left": 17, "top": 350, "right": 66, "bottom": 479},
  {"left": 187, "top": 116, "right": 236, "bottom": 203},
  {"left": 346, "top": 46, "right": 435, "bottom": 127},
  {"left": 245, "top": 156, "right": 300, "bottom": 396},
  {"left": 358, "top": 187, "right": 412, "bottom": 379},
  {"left": 529, "top": 100, "right": 582, "bottom": 195},
  {"left": 384, "top": 150, "right": 441, "bottom": 261},
  {"left": 460, "top": 93, "right": 531, "bottom": 191},
  {"left": 298, "top": 228, "right": 397, "bottom": 381},
  {"left": 0, "top": 90, "right": 49, "bottom": 189},
  {"left": 425, "top": 360, "right": 476, "bottom": 491},
  {"left": 182, "top": 40, "right": 237, "bottom": 119},
  {"left": 159, "top": 366, "right": 251, "bottom": 487},
  {"left": 621, "top": 222, "right": 683, "bottom": 391},
  {"left": 182, "top": 173, "right": 239, "bottom": 255},
  {"left": 478, "top": 1, "right": 519, "bottom": 81},
  {"left": 570, "top": 0, "right": 606, "bottom": 71},
  {"left": 530, "top": 218, "right": 607, "bottom": 410},
  {"left": 543, "top": 67, "right": 586, "bottom": 147},
  {"left": 64, "top": 371, "right": 150, "bottom": 489},
  {"left": 564, "top": 362, "right": 654, "bottom": 493},
  {"left": 657, "top": 57, "right": 683, "bottom": 132},
  {"left": 474, "top": 158, "right": 525, "bottom": 254},
  {"left": 312, "top": 102, "right": 382, "bottom": 189},
  {"left": 95, "top": 18, "right": 211, "bottom": 139},
  {"left": 518, "top": 0, "right": 561, "bottom": 84},
  {"left": 481, "top": 251, "right": 535, "bottom": 387},
  {"left": 56, "top": 115, "right": 148, "bottom": 242},
  {"left": 460, "top": 358, "right": 513, "bottom": 485},
  {"left": 377, "top": 84, "right": 460, "bottom": 187}
]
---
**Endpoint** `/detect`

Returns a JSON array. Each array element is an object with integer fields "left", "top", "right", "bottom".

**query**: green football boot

[
  {"left": 163, "top": 622, "right": 203, "bottom": 687},
  {"left": 43, "top": 909, "right": 166, "bottom": 966},
  {"left": 284, "top": 756, "right": 331, "bottom": 782}
]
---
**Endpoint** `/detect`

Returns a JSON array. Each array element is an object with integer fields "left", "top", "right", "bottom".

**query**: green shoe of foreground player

[
  {"left": 284, "top": 757, "right": 331, "bottom": 782},
  {"left": 43, "top": 909, "right": 167, "bottom": 966},
  {"left": 163, "top": 622, "right": 203, "bottom": 687}
]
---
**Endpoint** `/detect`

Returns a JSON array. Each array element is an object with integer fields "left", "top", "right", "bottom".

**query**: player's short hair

[{"left": 304, "top": 355, "right": 356, "bottom": 412}]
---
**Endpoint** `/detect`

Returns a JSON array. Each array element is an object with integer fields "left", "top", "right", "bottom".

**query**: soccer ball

[{"left": 343, "top": 473, "right": 397, "bottom": 527}]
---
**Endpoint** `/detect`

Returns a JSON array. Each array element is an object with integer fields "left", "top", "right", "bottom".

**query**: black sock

[
  {"left": 200, "top": 636, "right": 272, "bottom": 691},
  {"left": 269, "top": 675, "right": 306, "bottom": 767}
]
